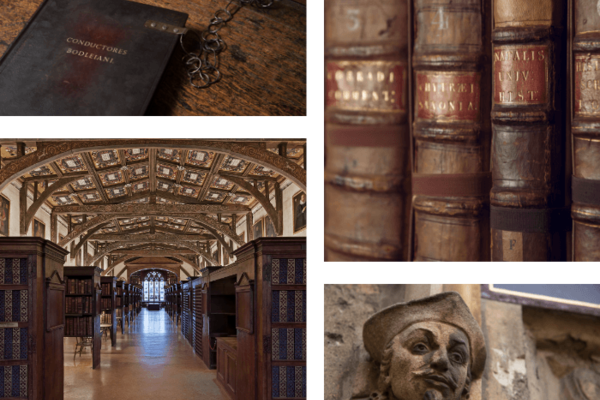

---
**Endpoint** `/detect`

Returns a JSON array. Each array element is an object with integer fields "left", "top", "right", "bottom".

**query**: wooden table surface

[{"left": 0, "top": 0, "right": 306, "bottom": 116}]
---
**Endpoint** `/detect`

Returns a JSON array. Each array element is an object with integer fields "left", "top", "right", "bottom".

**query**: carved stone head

[{"left": 361, "top": 292, "right": 487, "bottom": 400}]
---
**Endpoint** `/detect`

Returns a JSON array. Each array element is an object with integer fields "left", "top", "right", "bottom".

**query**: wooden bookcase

[
  {"left": 134, "top": 284, "right": 142, "bottom": 315},
  {"left": 0, "top": 237, "right": 68, "bottom": 399},
  {"left": 100, "top": 276, "right": 117, "bottom": 347},
  {"left": 188, "top": 266, "right": 223, "bottom": 369},
  {"left": 192, "top": 277, "right": 206, "bottom": 359},
  {"left": 115, "top": 281, "right": 124, "bottom": 334},
  {"left": 64, "top": 266, "right": 102, "bottom": 369},
  {"left": 123, "top": 283, "right": 130, "bottom": 328},
  {"left": 216, "top": 337, "right": 238, "bottom": 400},
  {"left": 210, "top": 237, "right": 307, "bottom": 400},
  {"left": 175, "top": 283, "right": 182, "bottom": 324},
  {"left": 190, "top": 279, "right": 195, "bottom": 350},
  {"left": 181, "top": 279, "right": 192, "bottom": 344},
  {"left": 165, "top": 284, "right": 174, "bottom": 320},
  {"left": 206, "top": 276, "right": 237, "bottom": 370}
]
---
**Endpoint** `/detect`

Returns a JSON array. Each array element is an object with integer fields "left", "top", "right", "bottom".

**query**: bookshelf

[
  {"left": 133, "top": 284, "right": 142, "bottom": 315},
  {"left": 181, "top": 279, "right": 191, "bottom": 343},
  {"left": 192, "top": 277, "right": 206, "bottom": 359},
  {"left": 165, "top": 284, "right": 173, "bottom": 318},
  {"left": 0, "top": 237, "right": 69, "bottom": 399},
  {"left": 176, "top": 283, "right": 182, "bottom": 325},
  {"left": 64, "top": 266, "right": 102, "bottom": 369},
  {"left": 116, "top": 281, "right": 124, "bottom": 334},
  {"left": 100, "top": 276, "right": 117, "bottom": 347},
  {"left": 205, "top": 276, "right": 237, "bottom": 370},
  {"left": 209, "top": 238, "right": 307, "bottom": 400},
  {"left": 123, "top": 283, "right": 130, "bottom": 328}
]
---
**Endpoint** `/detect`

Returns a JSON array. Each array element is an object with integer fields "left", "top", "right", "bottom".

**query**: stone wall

[
  {"left": 481, "top": 299, "right": 600, "bottom": 400},
  {"left": 324, "top": 285, "right": 406, "bottom": 400}
]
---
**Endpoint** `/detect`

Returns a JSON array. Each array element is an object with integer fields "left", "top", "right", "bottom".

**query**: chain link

[{"left": 179, "top": 0, "right": 274, "bottom": 89}]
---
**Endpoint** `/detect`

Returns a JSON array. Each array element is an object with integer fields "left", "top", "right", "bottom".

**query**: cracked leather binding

[
  {"left": 490, "top": 0, "right": 569, "bottom": 261},
  {"left": 0, "top": 0, "right": 187, "bottom": 115},
  {"left": 410, "top": 0, "right": 492, "bottom": 261},
  {"left": 571, "top": 1, "right": 600, "bottom": 261},
  {"left": 323, "top": 0, "right": 327, "bottom": 263},
  {"left": 324, "top": 0, "right": 410, "bottom": 261}
]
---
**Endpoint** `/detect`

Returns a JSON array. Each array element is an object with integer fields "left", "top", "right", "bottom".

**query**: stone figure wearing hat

[{"left": 352, "top": 292, "right": 487, "bottom": 400}]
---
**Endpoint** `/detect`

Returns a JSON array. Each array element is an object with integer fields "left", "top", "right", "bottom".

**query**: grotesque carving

[
  {"left": 356, "top": 292, "right": 487, "bottom": 400},
  {"left": 561, "top": 368, "right": 600, "bottom": 400}
]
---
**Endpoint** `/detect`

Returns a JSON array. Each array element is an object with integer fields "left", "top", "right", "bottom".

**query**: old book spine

[
  {"left": 490, "top": 0, "right": 568, "bottom": 261},
  {"left": 411, "top": 0, "right": 491, "bottom": 261},
  {"left": 571, "top": 1, "right": 600, "bottom": 260},
  {"left": 324, "top": 0, "right": 410, "bottom": 261},
  {"left": 323, "top": 0, "right": 328, "bottom": 263}
]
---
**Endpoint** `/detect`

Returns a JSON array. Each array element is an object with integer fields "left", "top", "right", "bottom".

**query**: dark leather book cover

[
  {"left": 411, "top": 0, "right": 492, "bottom": 261},
  {"left": 571, "top": 0, "right": 600, "bottom": 260},
  {"left": 324, "top": 0, "right": 411, "bottom": 262},
  {"left": 490, "top": 0, "right": 569, "bottom": 261},
  {"left": 0, "top": 0, "right": 188, "bottom": 115}
]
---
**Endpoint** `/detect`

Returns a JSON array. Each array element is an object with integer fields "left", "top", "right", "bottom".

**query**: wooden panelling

[
  {"left": 193, "top": 283, "right": 203, "bottom": 356},
  {"left": 0, "top": 237, "right": 68, "bottom": 399},
  {"left": 216, "top": 238, "right": 307, "bottom": 400},
  {"left": 236, "top": 285, "right": 253, "bottom": 334},
  {"left": 216, "top": 337, "right": 238, "bottom": 400}
]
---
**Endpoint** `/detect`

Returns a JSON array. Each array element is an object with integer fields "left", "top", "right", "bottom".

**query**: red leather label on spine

[
  {"left": 326, "top": 61, "right": 406, "bottom": 112},
  {"left": 574, "top": 54, "right": 600, "bottom": 116},
  {"left": 493, "top": 45, "right": 548, "bottom": 105},
  {"left": 415, "top": 72, "right": 480, "bottom": 121}
]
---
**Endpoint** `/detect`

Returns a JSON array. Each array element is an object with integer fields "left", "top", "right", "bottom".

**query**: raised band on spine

[
  {"left": 572, "top": 176, "right": 600, "bottom": 206},
  {"left": 412, "top": 172, "right": 492, "bottom": 198},
  {"left": 324, "top": 234, "right": 403, "bottom": 261},
  {"left": 327, "top": 125, "right": 405, "bottom": 147},
  {"left": 490, "top": 205, "right": 571, "bottom": 233}
]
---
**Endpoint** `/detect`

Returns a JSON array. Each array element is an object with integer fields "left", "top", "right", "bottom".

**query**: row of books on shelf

[
  {"left": 101, "top": 283, "right": 112, "bottom": 296},
  {"left": 65, "top": 317, "right": 93, "bottom": 337},
  {"left": 65, "top": 297, "right": 93, "bottom": 314},
  {"left": 323, "top": 0, "right": 594, "bottom": 262},
  {"left": 67, "top": 279, "right": 93, "bottom": 295},
  {"left": 100, "top": 298, "right": 112, "bottom": 310}
]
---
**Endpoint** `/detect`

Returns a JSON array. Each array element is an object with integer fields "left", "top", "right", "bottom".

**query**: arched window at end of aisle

[{"left": 143, "top": 271, "right": 166, "bottom": 302}]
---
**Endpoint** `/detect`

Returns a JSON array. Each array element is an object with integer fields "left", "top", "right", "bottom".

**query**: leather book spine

[
  {"left": 323, "top": 0, "right": 328, "bottom": 263},
  {"left": 324, "top": 0, "right": 410, "bottom": 261},
  {"left": 490, "top": 0, "right": 568, "bottom": 261},
  {"left": 411, "top": 0, "right": 492, "bottom": 261},
  {"left": 571, "top": 1, "right": 600, "bottom": 260}
]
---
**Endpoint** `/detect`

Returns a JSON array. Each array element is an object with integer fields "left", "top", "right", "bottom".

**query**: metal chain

[{"left": 179, "top": 0, "right": 274, "bottom": 89}]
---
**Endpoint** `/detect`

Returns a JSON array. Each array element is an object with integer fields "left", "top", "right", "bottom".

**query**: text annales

[{"left": 493, "top": 46, "right": 547, "bottom": 104}]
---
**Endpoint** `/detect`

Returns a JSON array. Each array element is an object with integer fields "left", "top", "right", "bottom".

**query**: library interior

[{"left": 0, "top": 139, "right": 307, "bottom": 400}]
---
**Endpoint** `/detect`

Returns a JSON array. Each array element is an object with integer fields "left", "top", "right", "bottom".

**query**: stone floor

[{"left": 64, "top": 309, "right": 228, "bottom": 400}]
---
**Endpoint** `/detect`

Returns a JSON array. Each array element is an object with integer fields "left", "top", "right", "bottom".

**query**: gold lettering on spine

[
  {"left": 416, "top": 72, "right": 480, "bottom": 122},
  {"left": 325, "top": 61, "right": 406, "bottom": 112},
  {"left": 575, "top": 54, "right": 600, "bottom": 116},
  {"left": 494, "top": 45, "right": 548, "bottom": 105},
  {"left": 501, "top": 231, "right": 523, "bottom": 261}
]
